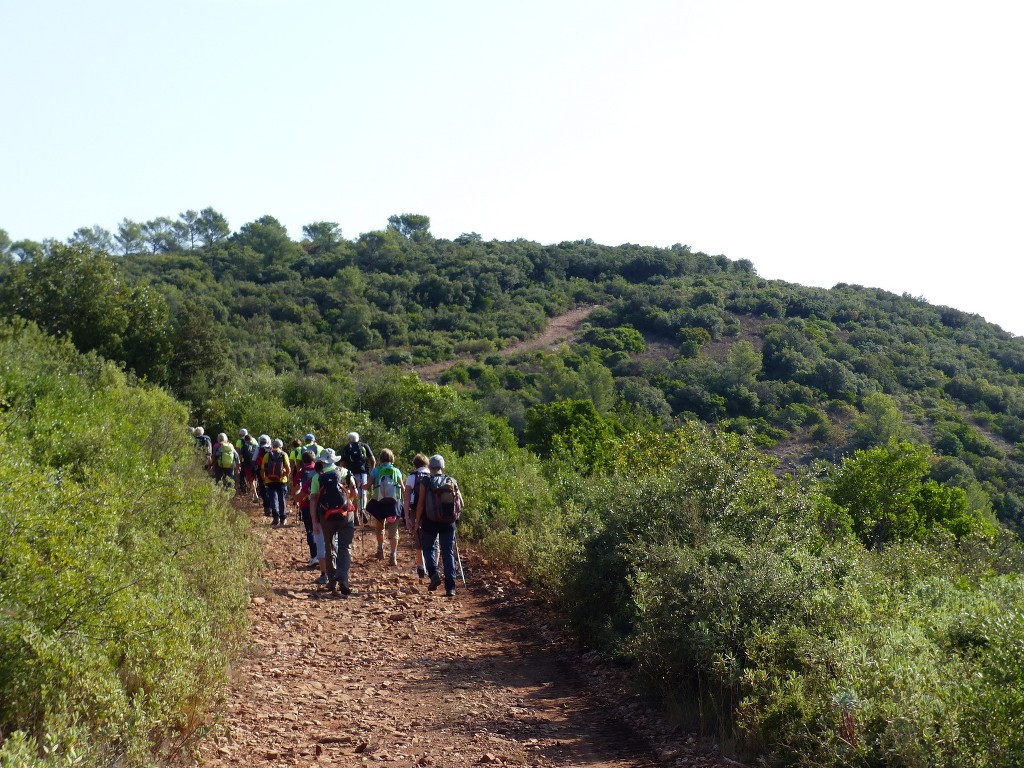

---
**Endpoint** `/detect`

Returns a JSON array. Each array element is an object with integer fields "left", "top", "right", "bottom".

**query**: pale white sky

[{"left": 3, "top": 1, "right": 1022, "bottom": 335}]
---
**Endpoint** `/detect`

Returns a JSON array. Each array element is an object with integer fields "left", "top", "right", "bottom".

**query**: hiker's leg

[
  {"left": 420, "top": 524, "right": 440, "bottom": 578},
  {"left": 438, "top": 524, "right": 457, "bottom": 592},
  {"left": 337, "top": 523, "right": 355, "bottom": 588},
  {"left": 301, "top": 504, "right": 315, "bottom": 558},
  {"left": 322, "top": 516, "right": 338, "bottom": 584}
]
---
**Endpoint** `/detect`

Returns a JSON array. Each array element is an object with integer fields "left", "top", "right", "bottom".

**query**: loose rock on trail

[{"left": 194, "top": 501, "right": 728, "bottom": 767}]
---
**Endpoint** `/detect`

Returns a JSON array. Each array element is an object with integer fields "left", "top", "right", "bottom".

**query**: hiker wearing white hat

[{"left": 310, "top": 448, "right": 359, "bottom": 595}]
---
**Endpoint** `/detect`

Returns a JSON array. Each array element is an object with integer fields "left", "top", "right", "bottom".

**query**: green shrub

[{"left": 0, "top": 321, "right": 257, "bottom": 766}]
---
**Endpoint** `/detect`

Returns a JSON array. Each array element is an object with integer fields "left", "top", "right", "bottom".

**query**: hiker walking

[
  {"left": 415, "top": 454, "right": 464, "bottom": 597},
  {"left": 365, "top": 448, "right": 404, "bottom": 565},
  {"left": 213, "top": 432, "right": 239, "bottom": 486},
  {"left": 192, "top": 426, "right": 213, "bottom": 471},
  {"left": 294, "top": 450, "right": 323, "bottom": 571},
  {"left": 237, "top": 430, "right": 260, "bottom": 502},
  {"left": 310, "top": 448, "right": 358, "bottom": 595},
  {"left": 342, "top": 432, "right": 375, "bottom": 521},
  {"left": 255, "top": 434, "right": 271, "bottom": 517},
  {"left": 261, "top": 438, "right": 292, "bottom": 527},
  {"left": 404, "top": 453, "right": 431, "bottom": 577}
]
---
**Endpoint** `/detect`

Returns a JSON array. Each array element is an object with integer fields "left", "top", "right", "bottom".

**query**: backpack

[
  {"left": 240, "top": 439, "right": 258, "bottom": 464},
  {"left": 196, "top": 434, "right": 212, "bottom": 455},
  {"left": 264, "top": 449, "right": 286, "bottom": 482},
  {"left": 421, "top": 474, "right": 461, "bottom": 524},
  {"left": 407, "top": 467, "right": 429, "bottom": 511},
  {"left": 317, "top": 468, "right": 354, "bottom": 518},
  {"left": 296, "top": 466, "right": 317, "bottom": 504},
  {"left": 375, "top": 464, "right": 403, "bottom": 502},
  {"left": 216, "top": 444, "right": 235, "bottom": 469},
  {"left": 343, "top": 441, "right": 371, "bottom": 473}
]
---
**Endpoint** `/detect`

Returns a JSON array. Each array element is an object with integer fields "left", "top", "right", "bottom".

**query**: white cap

[{"left": 239, "top": 428, "right": 248, "bottom": 437}]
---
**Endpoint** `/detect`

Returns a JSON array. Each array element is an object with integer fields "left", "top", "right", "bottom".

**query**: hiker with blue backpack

[
  {"left": 342, "top": 432, "right": 375, "bottom": 523},
  {"left": 364, "top": 448, "right": 404, "bottom": 565},
  {"left": 414, "top": 454, "right": 464, "bottom": 597}
]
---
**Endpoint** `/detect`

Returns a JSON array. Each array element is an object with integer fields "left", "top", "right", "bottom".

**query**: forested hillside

[
  {"left": 3, "top": 212, "right": 1024, "bottom": 766},
  {"left": 4, "top": 211, "right": 1024, "bottom": 531}
]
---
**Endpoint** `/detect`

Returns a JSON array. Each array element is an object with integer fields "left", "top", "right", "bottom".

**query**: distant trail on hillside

[{"left": 416, "top": 305, "right": 598, "bottom": 381}]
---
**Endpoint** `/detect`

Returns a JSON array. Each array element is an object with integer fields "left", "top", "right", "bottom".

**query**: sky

[{"left": 3, "top": 1, "right": 1023, "bottom": 335}]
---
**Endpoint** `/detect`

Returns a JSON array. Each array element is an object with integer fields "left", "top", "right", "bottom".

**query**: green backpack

[
  {"left": 375, "top": 464, "right": 403, "bottom": 501},
  {"left": 217, "top": 445, "right": 235, "bottom": 469}
]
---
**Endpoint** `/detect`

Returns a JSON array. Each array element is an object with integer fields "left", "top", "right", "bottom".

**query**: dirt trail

[
  {"left": 416, "top": 305, "right": 598, "bottom": 380},
  {"left": 194, "top": 501, "right": 727, "bottom": 767}
]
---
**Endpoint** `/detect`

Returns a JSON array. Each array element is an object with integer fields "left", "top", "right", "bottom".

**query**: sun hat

[{"left": 317, "top": 448, "right": 339, "bottom": 467}]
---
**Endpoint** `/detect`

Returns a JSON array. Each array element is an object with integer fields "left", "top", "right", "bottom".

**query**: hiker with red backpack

[
  {"left": 261, "top": 438, "right": 292, "bottom": 527},
  {"left": 294, "top": 450, "right": 324, "bottom": 573},
  {"left": 415, "top": 454, "right": 464, "bottom": 597},
  {"left": 364, "top": 448, "right": 404, "bottom": 565},
  {"left": 310, "top": 448, "right": 359, "bottom": 595}
]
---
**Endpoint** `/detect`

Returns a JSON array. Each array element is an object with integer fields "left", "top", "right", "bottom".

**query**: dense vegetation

[
  {"left": 0, "top": 321, "right": 256, "bottom": 766},
  {"left": 2, "top": 212, "right": 1024, "bottom": 766}
]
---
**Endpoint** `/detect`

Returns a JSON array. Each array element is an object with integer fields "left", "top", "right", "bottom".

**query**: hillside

[
  {"left": 4, "top": 215, "right": 1024, "bottom": 767},
  {"left": 4, "top": 211, "right": 1023, "bottom": 530}
]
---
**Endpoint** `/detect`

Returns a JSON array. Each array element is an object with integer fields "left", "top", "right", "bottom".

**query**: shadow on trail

[{"left": 402, "top": 598, "right": 661, "bottom": 767}]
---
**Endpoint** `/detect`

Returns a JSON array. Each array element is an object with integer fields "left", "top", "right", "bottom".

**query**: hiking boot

[
  {"left": 338, "top": 584, "right": 352, "bottom": 596},
  {"left": 375, "top": 545, "right": 384, "bottom": 561},
  {"left": 307, "top": 557, "right": 319, "bottom": 568},
  {"left": 280, "top": 518, "right": 287, "bottom": 527},
  {"left": 389, "top": 550, "right": 398, "bottom": 566},
  {"left": 314, "top": 574, "right": 328, "bottom": 586},
  {"left": 445, "top": 588, "right": 456, "bottom": 597},
  {"left": 417, "top": 565, "right": 426, "bottom": 578},
  {"left": 329, "top": 581, "right": 339, "bottom": 594},
  {"left": 428, "top": 574, "right": 441, "bottom": 592}
]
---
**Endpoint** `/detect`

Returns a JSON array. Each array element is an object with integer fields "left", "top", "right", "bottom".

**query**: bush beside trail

[{"left": 0, "top": 321, "right": 257, "bottom": 766}]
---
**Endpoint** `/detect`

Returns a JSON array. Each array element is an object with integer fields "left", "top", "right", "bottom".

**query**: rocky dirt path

[
  {"left": 415, "top": 305, "right": 598, "bottom": 381},
  {"left": 194, "top": 501, "right": 728, "bottom": 768}
]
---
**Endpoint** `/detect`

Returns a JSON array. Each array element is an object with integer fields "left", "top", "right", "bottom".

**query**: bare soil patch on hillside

[
  {"left": 416, "top": 306, "right": 598, "bottom": 381},
  {"left": 193, "top": 500, "right": 728, "bottom": 768}
]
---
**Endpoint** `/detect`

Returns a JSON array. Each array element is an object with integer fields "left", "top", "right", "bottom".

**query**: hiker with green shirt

[
  {"left": 310, "top": 448, "right": 358, "bottom": 595},
  {"left": 364, "top": 448, "right": 404, "bottom": 565}
]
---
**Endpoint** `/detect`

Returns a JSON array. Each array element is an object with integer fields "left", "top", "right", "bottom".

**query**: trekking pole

[{"left": 454, "top": 537, "right": 467, "bottom": 587}]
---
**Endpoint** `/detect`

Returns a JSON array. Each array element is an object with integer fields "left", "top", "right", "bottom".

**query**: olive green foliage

[
  {"left": 826, "top": 441, "right": 993, "bottom": 547},
  {"left": 5, "top": 214, "right": 1024, "bottom": 531},
  {"left": 549, "top": 424, "right": 1024, "bottom": 766},
  {"left": 7, "top": 213, "right": 1024, "bottom": 765},
  {"left": 0, "top": 321, "right": 256, "bottom": 766}
]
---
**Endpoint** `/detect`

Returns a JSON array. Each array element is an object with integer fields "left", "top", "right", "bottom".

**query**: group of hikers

[{"left": 190, "top": 427, "right": 465, "bottom": 597}]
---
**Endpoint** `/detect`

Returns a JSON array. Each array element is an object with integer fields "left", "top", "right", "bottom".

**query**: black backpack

[
  {"left": 264, "top": 449, "right": 287, "bottom": 482},
  {"left": 421, "top": 474, "right": 461, "bottom": 524},
  {"left": 318, "top": 469, "right": 354, "bottom": 517},
  {"left": 240, "top": 440, "right": 258, "bottom": 463},
  {"left": 343, "top": 442, "right": 371, "bottom": 473}
]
